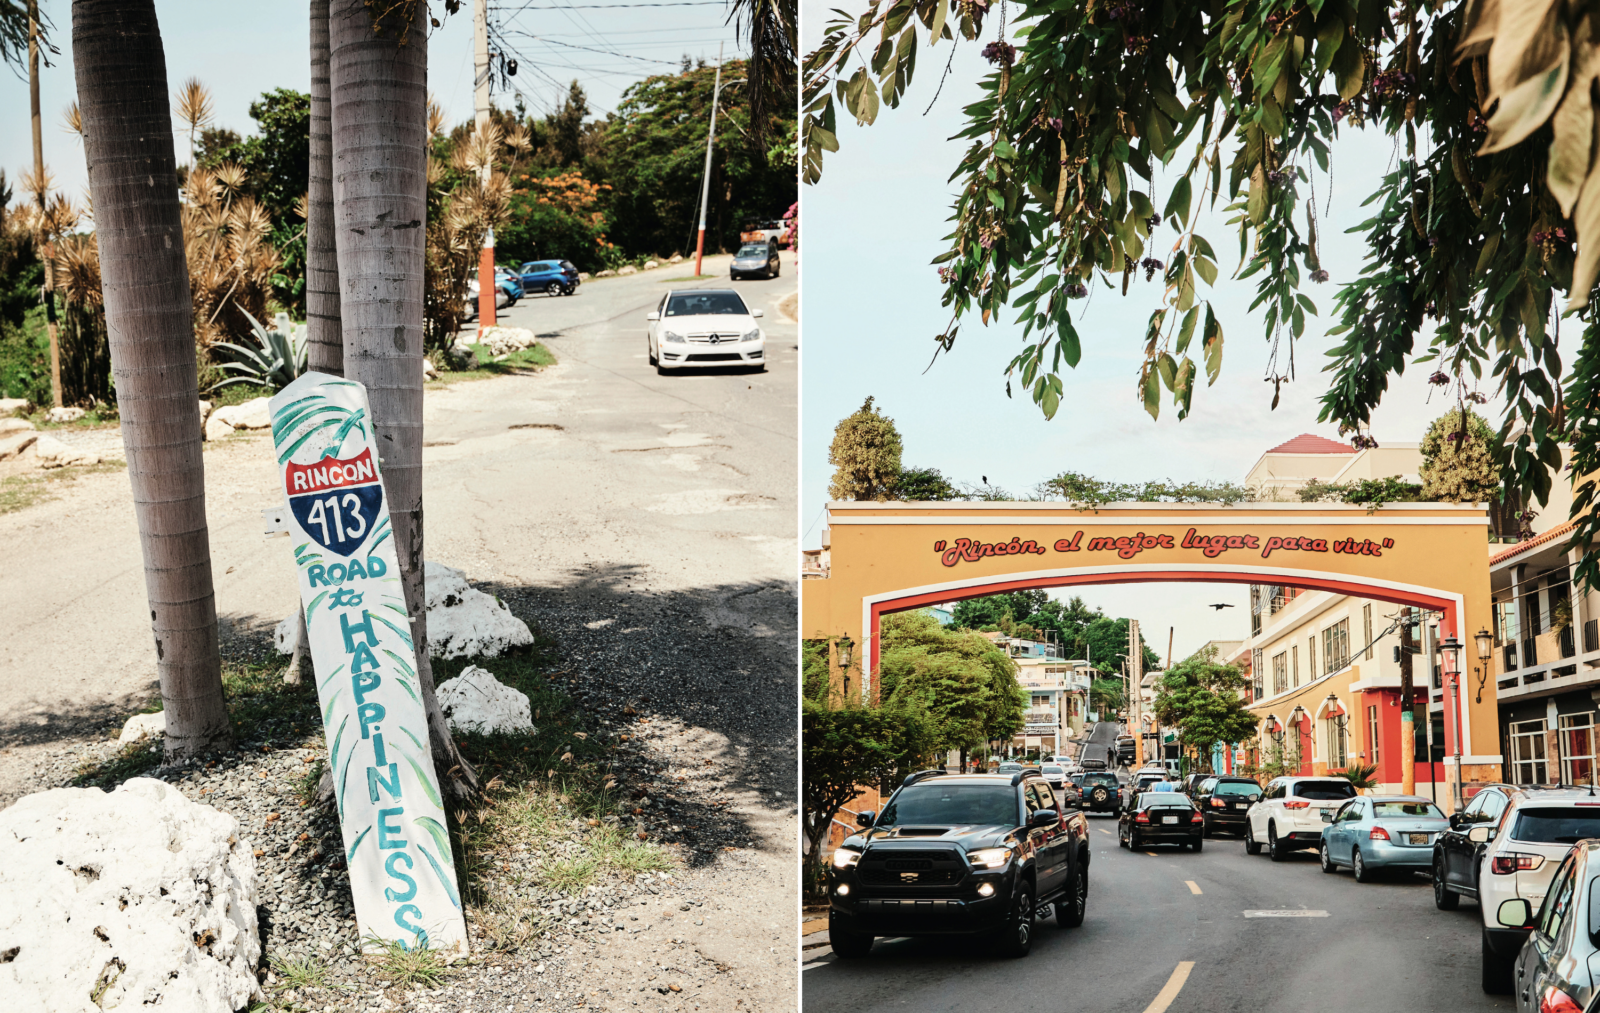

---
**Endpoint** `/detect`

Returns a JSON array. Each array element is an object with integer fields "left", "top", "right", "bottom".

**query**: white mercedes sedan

[{"left": 646, "top": 289, "right": 765, "bottom": 374}]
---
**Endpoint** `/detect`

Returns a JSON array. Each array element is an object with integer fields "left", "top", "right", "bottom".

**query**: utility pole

[
  {"left": 473, "top": 0, "right": 496, "bottom": 331},
  {"left": 1130, "top": 619, "right": 1144, "bottom": 768},
  {"left": 28, "top": 0, "right": 60, "bottom": 408},
  {"left": 693, "top": 43, "right": 724, "bottom": 278},
  {"left": 1399, "top": 608, "right": 1417, "bottom": 796},
  {"left": 1423, "top": 618, "right": 1438, "bottom": 805}
]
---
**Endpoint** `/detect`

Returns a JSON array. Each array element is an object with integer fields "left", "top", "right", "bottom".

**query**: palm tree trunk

[
  {"left": 305, "top": 0, "right": 341, "bottom": 375},
  {"left": 72, "top": 0, "right": 230, "bottom": 759},
  {"left": 329, "top": 0, "right": 476, "bottom": 798}
]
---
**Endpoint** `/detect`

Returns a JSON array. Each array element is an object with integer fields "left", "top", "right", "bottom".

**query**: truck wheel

[
  {"left": 1268, "top": 823, "right": 1288, "bottom": 862},
  {"left": 1245, "top": 827, "right": 1262, "bottom": 855},
  {"left": 1433, "top": 857, "right": 1459, "bottom": 910},
  {"left": 1055, "top": 866, "right": 1087, "bottom": 929},
  {"left": 828, "top": 911, "right": 874, "bottom": 959},
  {"left": 1481, "top": 929, "right": 1514, "bottom": 994},
  {"left": 991, "top": 881, "right": 1034, "bottom": 958}
]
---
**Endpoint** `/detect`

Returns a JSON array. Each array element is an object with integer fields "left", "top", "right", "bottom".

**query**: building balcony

[{"left": 1024, "top": 709, "right": 1060, "bottom": 726}]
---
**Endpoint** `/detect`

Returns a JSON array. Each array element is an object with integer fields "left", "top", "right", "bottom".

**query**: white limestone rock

[
  {"left": 643, "top": 260, "right": 659, "bottom": 270},
  {"left": 197, "top": 399, "right": 213, "bottom": 420},
  {"left": 45, "top": 405, "right": 85, "bottom": 423},
  {"left": 435, "top": 664, "right": 535, "bottom": 735},
  {"left": 0, "top": 778, "right": 262, "bottom": 1013},
  {"left": 0, "top": 417, "right": 35, "bottom": 436},
  {"left": 668, "top": 253, "right": 684, "bottom": 265},
  {"left": 0, "top": 431, "right": 36, "bottom": 461},
  {"left": 273, "top": 613, "right": 302, "bottom": 656},
  {"left": 211, "top": 397, "right": 271, "bottom": 430},
  {"left": 617, "top": 265, "right": 637, "bottom": 276},
  {"left": 32, "top": 434, "right": 100, "bottom": 468},
  {"left": 205, "top": 415, "right": 236, "bottom": 441},
  {"left": 474, "top": 326, "right": 537, "bottom": 357},
  {"left": 423, "top": 358, "right": 439, "bottom": 381},
  {"left": 118, "top": 712, "right": 166, "bottom": 745},
  {"left": 0, "top": 397, "right": 27, "bottom": 415},
  {"left": 425, "top": 561, "right": 534, "bottom": 659},
  {"left": 578, "top": 271, "right": 592, "bottom": 281},
  {"left": 593, "top": 269, "right": 617, "bottom": 278}
]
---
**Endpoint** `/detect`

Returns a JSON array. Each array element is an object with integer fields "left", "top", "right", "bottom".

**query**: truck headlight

[
  {"left": 741, "top": 328, "right": 761, "bottom": 342},
  {"left": 664, "top": 330, "right": 686, "bottom": 343},
  {"left": 967, "top": 847, "right": 1013, "bottom": 869},
  {"left": 831, "top": 848, "right": 861, "bottom": 870}
]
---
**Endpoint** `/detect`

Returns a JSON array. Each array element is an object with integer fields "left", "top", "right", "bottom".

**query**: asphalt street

[{"left": 803, "top": 791, "right": 1506, "bottom": 1013}]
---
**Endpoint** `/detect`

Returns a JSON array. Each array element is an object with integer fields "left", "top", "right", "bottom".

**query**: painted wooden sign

[{"left": 270, "top": 372, "right": 467, "bottom": 955}]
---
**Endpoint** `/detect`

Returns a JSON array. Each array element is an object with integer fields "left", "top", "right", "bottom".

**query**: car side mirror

[
  {"left": 751, "top": 309, "right": 764, "bottom": 318},
  {"left": 1467, "top": 826, "right": 1495, "bottom": 844},
  {"left": 1031, "top": 809, "right": 1058, "bottom": 827},
  {"left": 855, "top": 811, "right": 875, "bottom": 828},
  {"left": 1498, "top": 898, "right": 1536, "bottom": 930},
  {"left": 647, "top": 312, "right": 660, "bottom": 322},
  {"left": 1248, "top": 794, "right": 1260, "bottom": 802},
  {"left": 1321, "top": 811, "right": 1334, "bottom": 824},
  {"left": 1449, "top": 812, "right": 1466, "bottom": 830}
]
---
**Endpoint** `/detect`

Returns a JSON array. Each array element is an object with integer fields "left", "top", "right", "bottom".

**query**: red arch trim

[{"left": 868, "top": 570, "right": 1458, "bottom": 676}]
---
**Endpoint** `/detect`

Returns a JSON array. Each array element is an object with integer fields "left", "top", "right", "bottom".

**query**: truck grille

[{"left": 858, "top": 846, "right": 967, "bottom": 888}]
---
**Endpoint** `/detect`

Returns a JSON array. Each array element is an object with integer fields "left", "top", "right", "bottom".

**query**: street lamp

[
  {"left": 1473, "top": 627, "right": 1493, "bottom": 704},
  {"left": 836, "top": 633, "right": 854, "bottom": 671},
  {"left": 1441, "top": 634, "right": 1464, "bottom": 812}
]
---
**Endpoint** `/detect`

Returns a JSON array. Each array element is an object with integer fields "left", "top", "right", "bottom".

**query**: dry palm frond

[
  {"left": 174, "top": 77, "right": 214, "bottom": 134},
  {"left": 292, "top": 193, "right": 309, "bottom": 221},
  {"left": 18, "top": 165, "right": 54, "bottom": 203},
  {"left": 427, "top": 96, "right": 446, "bottom": 138},
  {"left": 42, "top": 194, "right": 81, "bottom": 237},
  {"left": 62, "top": 101, "right": 81, "bottom": 137},
  {"left": 213, "top": 162, "right": 248, "bottom": 193},
  {"left": 506, "top": 123, "right": 532, "bottom": 154},
  {"left": 54, "top": 234, "right": 103, "bottom": 307},
  {"left": 461, "top": 123, "right": 503, "bottom": 175},
  {"left": 427, "top": 156, "right": 447, "bottom": 188}
]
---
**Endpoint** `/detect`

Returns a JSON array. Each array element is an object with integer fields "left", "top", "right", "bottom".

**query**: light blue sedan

[{"left": 1318, "top": 795, "right": 1449, "bottom": 882}]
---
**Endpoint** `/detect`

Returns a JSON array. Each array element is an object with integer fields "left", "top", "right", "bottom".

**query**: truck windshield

[{"left": 879, "top": 785, "right": 1018, "bottom": 828}]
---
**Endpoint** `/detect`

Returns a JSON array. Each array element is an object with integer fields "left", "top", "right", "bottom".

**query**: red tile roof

[
  {"left": 1265, "top": 434, "right": 1356, "bottom": 455},
  {"left": 1489, "top": 520, "right": 1575, "bottom": 566}
]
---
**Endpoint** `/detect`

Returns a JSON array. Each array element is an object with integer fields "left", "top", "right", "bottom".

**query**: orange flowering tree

[{"left": 497, "top": 169, "right": 614, "bottom": 271}]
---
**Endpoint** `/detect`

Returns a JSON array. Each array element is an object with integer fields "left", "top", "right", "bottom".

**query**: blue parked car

[
  {"left": 518, "top": 259, "right": 580, "bottom": 297},
  {"left": 494, "top": 266, "right": 523, "bottom": 304},
  {"left": 1319, "top": 794, "right": 1450, "bottom": 882}
]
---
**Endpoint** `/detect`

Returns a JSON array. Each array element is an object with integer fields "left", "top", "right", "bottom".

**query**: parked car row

[{"left": 461, "top": 260, "right": 582, "bottom": 322}]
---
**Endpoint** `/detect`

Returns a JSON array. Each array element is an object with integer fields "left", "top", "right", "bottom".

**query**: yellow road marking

[
  {"left": 1145, "top": 852, "right": 1158, "bottom": 857},
  {"left": 1186, "top": 880, "right": 1202, "bottom": 895},
  {"left": 1098, "top": 828, "right": 1113, "bottom": 835},
  {"left": 1140, "top": 961, "right": 1195, "bottom": 1013}
]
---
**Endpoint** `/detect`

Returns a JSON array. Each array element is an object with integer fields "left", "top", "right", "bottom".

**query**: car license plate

[
  {"left": 1236, "top": 803, "right": 1248, "bottom": 809},
  {"left": 1163, "top": 816, "right": 1178, "bottom": 824},
  {"left": 1408, "top": 833, "right": 1429, "bottom": 845}
]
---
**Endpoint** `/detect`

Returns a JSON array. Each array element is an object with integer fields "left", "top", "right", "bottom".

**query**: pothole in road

[
  {"left": 645, "top": 489, "right": 777, "bottom": 515},
  {"left": 508, "top": 423, "right": 564, "bottom": 430}
]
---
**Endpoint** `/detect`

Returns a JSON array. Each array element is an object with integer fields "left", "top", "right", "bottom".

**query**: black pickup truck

[{"left": 826, "top": 769, "right": 1091, "bottom": 959}]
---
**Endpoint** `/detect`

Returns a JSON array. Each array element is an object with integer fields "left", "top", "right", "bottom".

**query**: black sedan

[
  {"left": 730, "top": 241, "right": 780, "bottom": 279},
  {"left": 1119, "top": 792, "right": 1204, "bottom": 851},
  {"left": 1078, "top": 772, "right": 1122, "bottom": 815},
  {"left": 1193, "top": 776, "right": 1261, "bottom": 837}
]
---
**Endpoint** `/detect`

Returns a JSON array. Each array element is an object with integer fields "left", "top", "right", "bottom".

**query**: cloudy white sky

[
  {"left": 0, "top": 0, "right": 744, "bottom": 202},
  {"left": 799, "top": 17, "right": 1499, "bottom": 662}
]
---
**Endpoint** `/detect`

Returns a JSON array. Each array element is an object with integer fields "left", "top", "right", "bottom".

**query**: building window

[
  {"left": 1367, "top": 705, "right": 1380, "bottom": 767},
  {"left": 1561, "top": 712, "right": 1597, "bottom": 786},
  {"left": 1291, "top": 646, "right": 1299, "bottom": 687},
  {"left": 1272, "top": 652, "right": 1288, "bottom": 695},
  {"left": 1307, "top": 636, "right": 1317, "bottom": 680},
  {"left": 1510, "top": 719, "right": 1548, "bottom": 785},
  {"left": 1322, "top": 619, "right": 1350, "bottom": 674},
  {"left": 1325, "top": 713, "right": 1348, "bottom": 769},
  {"left": 1250, "top": 585, "right": 1263, "bottom": 636},
  {"left": 1363, "top": 604, "right": 1374, "bottom": 660},
  {"left": 1251, "top": 649, "right": 1264, "bottom": 699}
]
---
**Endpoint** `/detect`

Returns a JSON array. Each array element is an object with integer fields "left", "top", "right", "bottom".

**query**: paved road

[
  {"left": 1080, "top": 720, "right": 1120, "bottom": 770},
  {"left": 803, "top": 812, "right": 1508, "bottom": 1012}
]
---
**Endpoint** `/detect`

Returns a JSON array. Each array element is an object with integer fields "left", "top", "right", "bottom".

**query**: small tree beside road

[
  {"left": 1152, "top": 648, "right": 1258, "bottom": 774},
  {"left": 827, "top": 396, "right": 902, "bottom": 501}
]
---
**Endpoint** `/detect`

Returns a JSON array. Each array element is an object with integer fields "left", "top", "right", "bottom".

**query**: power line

[
  {"left": 492, "top": 1, "right": 725, "bottom": 9},
  {"left": 497, "top": 28, "right": 684, "bottom": 65}
]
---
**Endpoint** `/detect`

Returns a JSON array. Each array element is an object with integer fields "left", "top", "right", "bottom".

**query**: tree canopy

[
  {"left": 878, "top": 610, "right": 1026, "bottom": 757},
  {"left": 1153, "top": 647, "right": 1259, "bottom": 770},
  {"left": 1420, "top": 405, "right": 1499, "bottom": 503},
  {"left": 828, "top": 395, "right": 904, "bottom": 500},
  {"left": 803, "top": 0, "right": 1600, "bottom": 584}
]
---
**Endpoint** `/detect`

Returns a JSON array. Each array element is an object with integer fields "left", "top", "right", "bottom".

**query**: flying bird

[{"left": 1209, "top": 603, "right": 1235, "bottom": 610}]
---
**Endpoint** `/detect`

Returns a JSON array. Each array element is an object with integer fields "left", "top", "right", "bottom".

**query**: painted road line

[
  {"left": 1140, "top": 961, "right": 1195, "bottom": 1013},
  {"left": 1098, "top": 828, "right": 1113, "bottom": 835},
  {"left": 1186, "top": 880, "right": 1202, "bottom": 895},
  {"left": 1145, "top": 852, "right": 1158, "bottom": 857},
  {"left": 1242, "top": 909, "right": 1329, "bottom": 918}
]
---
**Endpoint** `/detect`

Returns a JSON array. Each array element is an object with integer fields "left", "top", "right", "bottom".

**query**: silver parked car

[
  {"left": 1497, "top": 840, "right": 1600, "bottom": 1010},
  {"left": 1318, "top": 795, "right": 1449, "bottom": 882}
]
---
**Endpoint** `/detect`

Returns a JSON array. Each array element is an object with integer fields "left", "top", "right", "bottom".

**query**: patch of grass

[
  {"left": 362, "top": 935, "right": 452, "bottom": 989},
  {"left": 271, "top": 955, "right": 330, "bottom": 990},
  {"left": 72, "top": 739, "right": 161, "bottom": 790},
  {"left": 295, "top": 758, "right": 326, "bottom": 804},
  {"left": 429, "top": 343, "right": 556, "bottom": 385},
  {"left": 0, "top": 461, "right": 126, "bottom": 515},
  {"left": 19, "top": 401, "right": 120, "bottom": 430},
  {"left": 209, "top": 382, "right": 277, "bottom": 408},
  {"left": 220, "top": 657, "right": 322, "bottom": 744},
  {"left": 541, "top": 854, "right": 602, "bottom": 893}
]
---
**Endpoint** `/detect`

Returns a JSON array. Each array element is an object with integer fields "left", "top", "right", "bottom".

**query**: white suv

[
  {"left": 1431, "top": 785, "right": 1600, "bottom": 994},
  {"left": 1245, "top": 776, "right": 1359, "bottom": 861}
]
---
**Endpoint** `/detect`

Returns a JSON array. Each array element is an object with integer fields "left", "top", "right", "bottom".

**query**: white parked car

[
  {"left": 462, "top": 277, "right": 509, "bottom": 323},
  {"left": 646, "top": 289, "right": 766, "bottom": 374},
  {"left": 1431, "top": 785, "right": 1600, "bottom": 993},
  {"left": 1245, "top": 776, "right": 1359, "bottom": 860}
]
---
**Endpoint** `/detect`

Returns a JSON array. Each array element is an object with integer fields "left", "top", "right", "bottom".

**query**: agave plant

[
  {"left": 1336, "top": 762, "right": 1380, "bottom": 792},
  {"left": 211, "top": 309, "right": 307, "bottom": 392}
]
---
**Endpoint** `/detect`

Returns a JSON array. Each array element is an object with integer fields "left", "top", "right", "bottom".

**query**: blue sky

[
  {"left": 0, "top": 0, "right": 745, "bottom": 201},
  {"left": 799, "top": 18, "right": 1491, "bottom": 661}
]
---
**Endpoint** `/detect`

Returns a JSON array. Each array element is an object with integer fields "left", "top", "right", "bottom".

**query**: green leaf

[
  {"left": 1175, "top": 306, "right": 1199, "bottom": 355},
  {"left": 1193, "top": 255, "right": 1218, "bottom": 287},
  {"left": 929, "top": 0, "right": 949, "bottom": 42},
  {"left": 1164, "top": 175, "right": 1192, "bottom": 226},
  {"left": 1174, "top": 358, "right": 1198, "bottom": 417},
  {"left": 1143, "top": 369, "right": 1161, "bottom": 420},
  {"left": 1157, "top": 352, "right": 1178, "bottom": 391},
  {"left": 1203, "top": 304, "right": 1224, "bottom": 385},
  {"left": 1041, "top": 383, "right": 1060, "bottom": 420}
]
